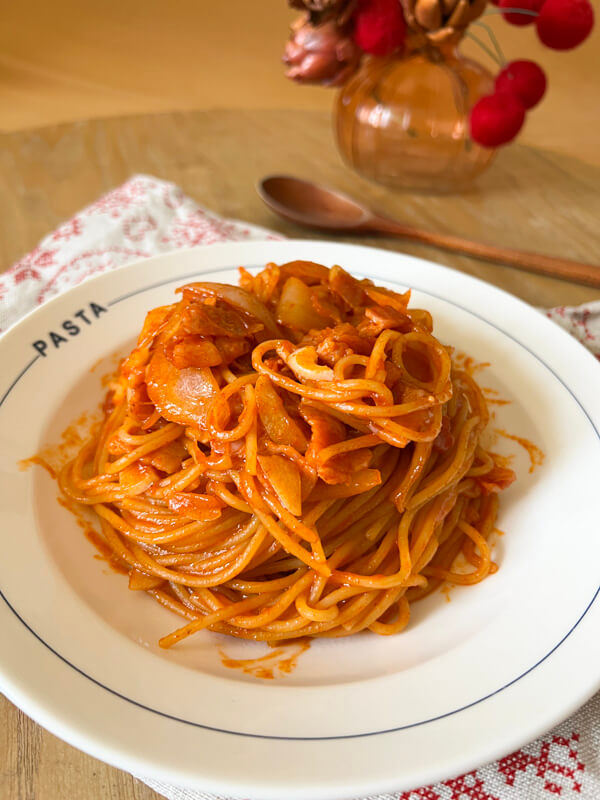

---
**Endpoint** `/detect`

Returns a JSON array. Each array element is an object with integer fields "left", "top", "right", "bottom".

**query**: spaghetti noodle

[{"left": 58, "top": 261, "right": 515, "bottom": 647}]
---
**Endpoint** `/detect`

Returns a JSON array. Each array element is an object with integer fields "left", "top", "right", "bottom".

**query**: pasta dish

[{"left": 58, "top": 261, "right": 515, "bottom": 647}]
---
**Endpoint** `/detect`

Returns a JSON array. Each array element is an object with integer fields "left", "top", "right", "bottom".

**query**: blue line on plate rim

[
  {"left": 0, "top": 580, "right": 598, "bottom": 742},
  {"left": 0, "top": 355, "right": 39, "bottom": 409},
  {"left": 0, "top": 264, "right": 598, "bottom": 741}
]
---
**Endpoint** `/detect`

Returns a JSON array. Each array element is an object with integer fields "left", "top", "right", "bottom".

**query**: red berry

[
  {"left": 353, "top": 0, "right": 406, "bottom": 56},
  {"left": 536, "top": 0, "right": 594, "bottom": 49},
  {"left": 499, "top": 0, "right": 545, "bottom": 26},
  {"left": 470, "top": 93, "right": 526, "bottom": 148},
  {"left": 495, "top": 60, "right": 547, "bottom": 109}
]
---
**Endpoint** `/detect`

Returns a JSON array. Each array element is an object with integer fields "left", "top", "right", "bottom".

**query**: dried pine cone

[
  {"left": 400, "top": 0, "right": 488, "bottom": 45},
  {"left": 288, "top": 0, "right": 357, "bottom": 25},
  {"left": 288, "top": 0, "right": 344, "bottom": 9},
  {"left": 283, "top": 16, "right": 361, "bottom": 85}
]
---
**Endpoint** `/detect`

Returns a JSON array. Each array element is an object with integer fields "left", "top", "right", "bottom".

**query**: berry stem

[
  {"left": 464, "top": 31, "right": 504, "bottom": 67},
  {"left": 483, "top": 8, "right": 539, "bottom": 16},
  {"left": 471, "top": 21, "right": 507, "bottom": 66}
]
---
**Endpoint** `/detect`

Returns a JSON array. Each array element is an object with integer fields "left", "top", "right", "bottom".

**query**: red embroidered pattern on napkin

[{"left": 0, "top": 175, "right": 282, "bottom": 333}]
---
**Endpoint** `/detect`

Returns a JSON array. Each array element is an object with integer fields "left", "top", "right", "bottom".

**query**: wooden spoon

[{"left": 257, "top": 175, "right": 600, "bottom": 288}]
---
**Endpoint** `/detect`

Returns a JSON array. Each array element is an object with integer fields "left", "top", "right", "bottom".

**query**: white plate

[{"left": 1, "top": 240, "right": 599, "bottom": 800}]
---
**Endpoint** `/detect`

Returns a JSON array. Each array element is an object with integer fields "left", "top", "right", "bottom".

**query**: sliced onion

[
  {"left": 146, "top": 346, "right": 219, "bottom": 428},
  {"left": 167, "top": 492, "right": 224, "bottom": 521},
  {"left": 310, "top": 468, "right": 382, "bottom": 499},
  {"left": 255, "top": 375, "right": 308, "bottom": 453},
  {"left": 258, "top": 454, "right": 302, "bottom": 517},
  {"left": 276, "top": 277, "right": 331, "bottom": 332},
  {"left": 181, "top": 283, "right": 280, "bottom": 339},
  {"left": 169, "top": 336, "right": 222, "bottom": 369}
]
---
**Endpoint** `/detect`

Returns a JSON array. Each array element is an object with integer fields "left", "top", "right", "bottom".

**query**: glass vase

[{"left": 335, "top": 45, "right": 496, "bottom": 193}]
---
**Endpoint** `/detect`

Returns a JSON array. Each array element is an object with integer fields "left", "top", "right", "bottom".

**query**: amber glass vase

[{"left": 335, "top": 45, "right": 496, "bottom": 192}]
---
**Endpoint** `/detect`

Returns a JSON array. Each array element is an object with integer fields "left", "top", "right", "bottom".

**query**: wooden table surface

[{"left": 1, "top": 109, "right": 599, "bottom": 800}]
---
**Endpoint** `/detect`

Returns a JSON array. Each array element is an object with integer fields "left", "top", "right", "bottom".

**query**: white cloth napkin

[{"left": 1, "top": 175, "right": 598, "bottom": 800}]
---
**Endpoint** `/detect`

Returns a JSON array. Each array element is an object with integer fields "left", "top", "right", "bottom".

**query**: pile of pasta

[{"left": 60, "top": 261, "right": 515, "bottom": 646}]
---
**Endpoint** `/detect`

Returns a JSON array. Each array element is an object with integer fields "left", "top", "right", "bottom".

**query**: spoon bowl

[{"left": 257, "top": 175, "right": 371, "bottom": 231}]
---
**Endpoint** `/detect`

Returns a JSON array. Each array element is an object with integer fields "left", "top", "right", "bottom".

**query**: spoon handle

[{"left": 369, "top": 216, "right": 600, "bottom": 288}]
